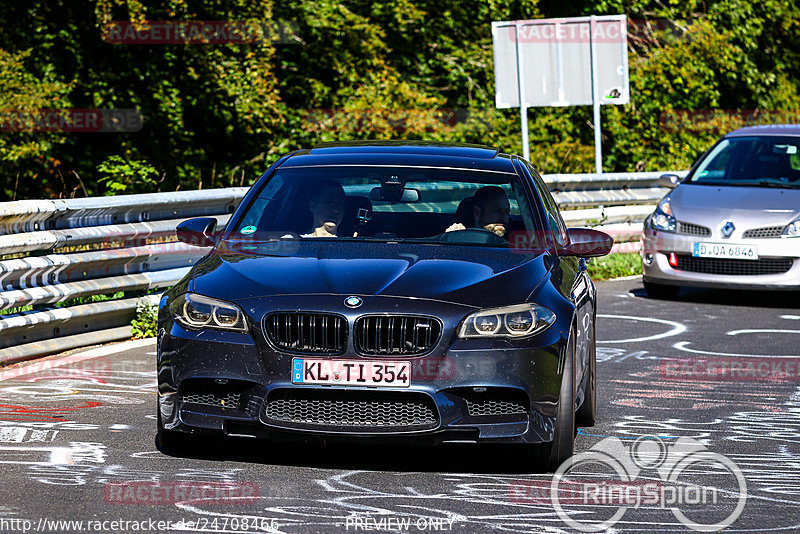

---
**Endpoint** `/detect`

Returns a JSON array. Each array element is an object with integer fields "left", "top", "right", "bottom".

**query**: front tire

[
  {"left": 157, "top": 401, "right": 188, "bottom": 454},
  {"left": 576, "top": 333, "right": 596, "bottom": 427},
  {"left": 643, "top": 280, "right": 680, "bottom": 299},
  {"left": 548, "top": 329, "right": 576, "bottom": 471}
]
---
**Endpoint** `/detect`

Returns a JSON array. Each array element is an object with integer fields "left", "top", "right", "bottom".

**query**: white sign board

[
  {"left": 492, "top": 16, "right": 628, "bottom": 108},
  {"left": 491, "top": 15, "right": 628, "bottom": 171}
]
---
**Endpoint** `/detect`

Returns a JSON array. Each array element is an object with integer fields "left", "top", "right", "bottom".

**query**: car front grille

[
  {"left": 674, "top": 255, "right": 794, "bottom": 276},
  {"left": 354, "top": 315, "right": 441, "bottom": 356},
  {"left": 677, "top": 221, "right": 711, "bottom": 236},
  {"left": 459, "top": 389, "right": 528, "bottom": 417},
  {"left": 263, "top": 389, "right": 439, "bottom": 432},
  {"left": 264, "top": 313, "right": 347, "bottom": 354},
  {"left": 742, "top": 226, "right": 784, "bottom": 239}
]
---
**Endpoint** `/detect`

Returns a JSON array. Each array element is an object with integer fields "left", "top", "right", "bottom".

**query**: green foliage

[
  {"left": 1, "top": 291, "right": 125, "bottom": 316},
  {"left": 131, "top": 298, "right": 158, "bottom": 339},
  {"left": 1, "top": 0, "right": 799, "bottom": 199},
  {"left": 588, "top": 253, "right": 643, "bottom": 281},
  {"left": 97, "top": 156, "right": 159, "bottom": 195},
  {"left": 0, "top": 48, "right": 73, "bottom": 199},
  {"left": 55, "top": 291, "right": 125, "bottom": 308}
]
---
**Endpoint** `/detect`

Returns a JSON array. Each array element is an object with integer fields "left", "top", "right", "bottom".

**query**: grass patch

[
  {"left": 131, "top": 298, "right": 158, "bottom": 339},
  {"left": 587, "top": 252, "right": 642, "bottom": 281}
]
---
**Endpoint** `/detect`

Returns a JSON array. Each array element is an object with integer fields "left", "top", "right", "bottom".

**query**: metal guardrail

[
  {"left": 0, "top": 172, "right": 685, "bottom": 365},
  {"left": 0, "top": 188, "right": 246, "bottom": 233},
  {"left": 0, "top": 189, "right": 245, "bottom": 365},
  {"left": 552, "top": 171, "right": 688, "bottom": 246},
  {"left": 546, "top": 171, "right": 687, "bottom": 209}
]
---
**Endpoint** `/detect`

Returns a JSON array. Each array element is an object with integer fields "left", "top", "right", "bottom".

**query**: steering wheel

[{"left": 435, "top": 228, "right": 509, "bottom": 246}]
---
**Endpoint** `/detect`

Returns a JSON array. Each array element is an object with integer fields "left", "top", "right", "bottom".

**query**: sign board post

[{"left": 492, "top": 15, "right": 629, "bottom": 173}]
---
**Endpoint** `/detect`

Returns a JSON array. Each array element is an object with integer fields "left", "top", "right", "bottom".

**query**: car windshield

[
  {"left": 688, "top": 135, "right": 800, "bottom": 188},
  {"left": 226, "top": 165, "right": 543, "bottom": 248}
]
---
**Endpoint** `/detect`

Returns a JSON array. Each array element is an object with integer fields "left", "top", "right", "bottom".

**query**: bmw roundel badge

[{"left": 344, "top": 296, "right": 363, "bottom": 308}]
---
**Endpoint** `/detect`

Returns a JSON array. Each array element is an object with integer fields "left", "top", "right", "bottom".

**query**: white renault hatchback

[{"left": 642, "top": 125, "right": 800, "bottom": 297}]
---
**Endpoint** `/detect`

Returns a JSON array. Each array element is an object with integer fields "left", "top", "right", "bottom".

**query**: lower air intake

[
  {"left": 263, "top": 389, "right": 439, "bottom": 432},
  {"left": 674, "top": 255, "right": 793, "bottom": 276},
  {"left": 181, "top": 389, "right": 241, "bottom": 409},
  {"left": 460, "top": 389, "right": 528, "bottom": 417}
]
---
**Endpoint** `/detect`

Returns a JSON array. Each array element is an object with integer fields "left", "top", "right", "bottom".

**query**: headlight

[
  {"left": 650, "top": 195, "right": 676, "bottom": 233},
  {"left": 458, "top": 303, "right": 556, "bottom": 339},
  {"left": 782, "top": 218, "right": 800, "bottom": 238},
  {"left": 169, "top": 293, "right": 248, "bottom": 332}
]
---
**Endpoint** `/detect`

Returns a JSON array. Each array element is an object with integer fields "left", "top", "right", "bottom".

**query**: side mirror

[
  {"left": 658, "top": 173, "right": 681, "bottom": 188},
  {"left": 561, "top": 228, "right": 614, "bottom": 257},
  {"left": 176, "top": 217, "right": 218, "bottom": 247}
]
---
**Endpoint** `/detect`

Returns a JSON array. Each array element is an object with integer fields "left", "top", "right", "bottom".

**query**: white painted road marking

[
  {"left": 598, "top": 314, "right": 687, "bottom": 344},
  {"left": 673, "top": 341, "right": 800, "bottom": 359},
  {"left": 728, "top": 329, "right": 800, "bottom": 336}
]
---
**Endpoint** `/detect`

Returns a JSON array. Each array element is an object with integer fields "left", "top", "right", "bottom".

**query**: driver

[
  {"left": 303, "top": 180, "right": 347, "bottom": 237},
  {"left": 446, "top": 186, "right": 511, "bottom": 237}
]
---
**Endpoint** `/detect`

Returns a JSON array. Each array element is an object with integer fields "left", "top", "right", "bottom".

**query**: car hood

[
  {"left": 672, "top": 184, "right": 800, "bottom": 228},
  {"left": 191, "top": 241, "right": 552, "bottom": 308}
]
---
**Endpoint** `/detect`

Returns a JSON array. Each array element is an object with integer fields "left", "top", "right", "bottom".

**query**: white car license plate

[
  {"left": 292, "top": 358, "right": 411, "bottom": 387},
  {"left": 692, "top": 242, "right": 758, "bottom": 260}
]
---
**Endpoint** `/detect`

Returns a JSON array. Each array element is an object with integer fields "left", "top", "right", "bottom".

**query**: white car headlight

[
  {"left": 169, "top": 293, "right": 248, "bottom": 332},
  {"left": 783, "top": 218, "right": 800, "bottom": 238},
  {"left": 458, "top": 303, "right": 556, "bottom": 339},
  {"left": 650, "top": 195, "right": 676, "bottom": 233}
]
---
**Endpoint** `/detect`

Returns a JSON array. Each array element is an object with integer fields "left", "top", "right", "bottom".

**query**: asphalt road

[{"left": 0, "top": 277, "right": 798, "bottom": 533}]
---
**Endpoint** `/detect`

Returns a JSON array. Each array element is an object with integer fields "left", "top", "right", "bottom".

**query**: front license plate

[
  {"left": 692, "top": 242, "right": 758, "bottom": 260},
  {"left": 292, "top": 358, "right": 411, "bottom": 387}
]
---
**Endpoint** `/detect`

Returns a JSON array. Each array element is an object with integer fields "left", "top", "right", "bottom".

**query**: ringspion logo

[{"left": 510, "top": 436, "right": 747, "bottom": 532}]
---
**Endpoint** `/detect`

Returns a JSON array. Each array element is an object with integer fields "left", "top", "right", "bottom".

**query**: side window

[
  {"left": 234, "top": 175, "right": 286, "bottom": 230},
  {"left": 704, "top": 146, "right": 732, "bottom": 176},
  {"left": 522, "top": 160, "right": 568, "bottom": 246}
]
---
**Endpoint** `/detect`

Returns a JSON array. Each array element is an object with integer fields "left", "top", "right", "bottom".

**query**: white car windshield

[{"left": 690, "top": 136, "right": 800, "bottom": 188}]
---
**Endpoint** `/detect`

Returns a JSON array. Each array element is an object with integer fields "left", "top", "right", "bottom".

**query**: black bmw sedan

[{"left": 157, "top": 142, "right": 612, "bottom": 469}]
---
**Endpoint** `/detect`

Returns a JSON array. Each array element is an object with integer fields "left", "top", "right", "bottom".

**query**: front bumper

[
  {"left": 641, "top": 228, "right": 800, "bottom": 290},
  {"left": 157, "top": 295, "right": 569, "bottom": 446}
]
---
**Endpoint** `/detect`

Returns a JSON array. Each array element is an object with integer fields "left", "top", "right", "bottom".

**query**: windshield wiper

[
  {"left": 691, "top": 179, "right": 800, "bottom": 189},
  {"left": 733, "top": 180, "right": 800, "bottom": 189},
  {"left": 690, "top": 180, "right": 748, "bottom": 187},
  {"left": 754, "top": 180, "right": 800, "bottom": 189}
]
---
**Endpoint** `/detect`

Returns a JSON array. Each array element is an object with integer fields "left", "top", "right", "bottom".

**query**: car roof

[
  {"left": 279, "top": 141, "right": 518, "bottom": 173},
  {"left": 726, "top": 124, "right": 800, "bottom": 137}
]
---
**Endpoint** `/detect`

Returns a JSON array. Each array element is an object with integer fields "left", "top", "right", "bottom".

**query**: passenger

[
  {"left": 303, "top": 180, "right": 347, "bottom": 237},
  {"left": 446, "top": 185, "right": 511, "bottom": 237}
]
